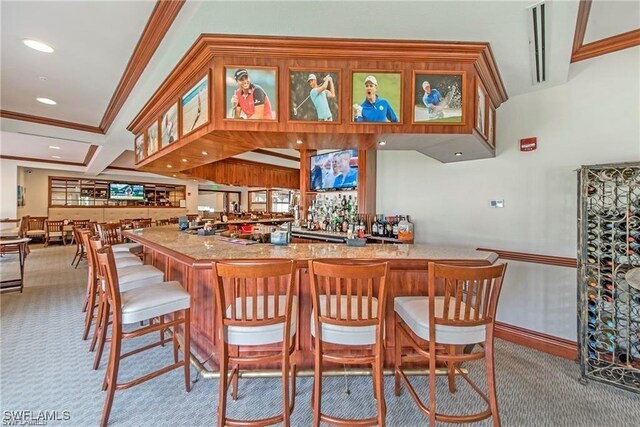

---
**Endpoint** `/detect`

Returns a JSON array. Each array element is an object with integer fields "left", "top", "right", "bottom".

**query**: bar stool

[
  {"left": 98, "top": 223, "right": 143, "bottom": 254},
  {"left": 307, "top": 260, "right": 390, "bottom": 427},
  {"left": 80, "top": 230, "right": 161, "bottom": 342},
  {"left": 94, "top": 246, "right": 191, "bottom": 427},
  {"left": 394, "top": 262, "right": 507, "bottom": 427},
  {"left": 213, "top": 259, "right": 297, "bottom": 427}
]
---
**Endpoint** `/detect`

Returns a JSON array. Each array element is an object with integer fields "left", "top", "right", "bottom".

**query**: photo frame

[
  {"left": 162, "top": 103, "right": 178, "bottom": 147},
  {"left": 351, "top": 71, "right": 402, "bottom": 124},
  {"left": 134, "top": 134, "right": 144, "bottom": 162},
  {"left": 17, "top": 185, "right": 25, "bottom": 207},
  {"left": 225, "top": 67, "right": 278, "bottom": 121},
  {"left": 476, "top": 82, "right": 488, "bottom": 138},
  {"left": 182, "top": 75, "right": 209, "bottom": 136},
  {"left": 488, "top": 104, "right": 496, "bottom": 148},
  {"left": 146, "top": 122, "right": 159, "bottom": 157},
  {"left": 289, "top": 69, "right": 340, "bottom": 123},
  {"left": 412, "top": 72, "right": 464, "bottom": 124}
]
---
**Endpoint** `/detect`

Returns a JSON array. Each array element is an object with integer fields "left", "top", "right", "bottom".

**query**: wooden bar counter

[{"left": 125, "top": 226, "right": 498, "bottom": 371}]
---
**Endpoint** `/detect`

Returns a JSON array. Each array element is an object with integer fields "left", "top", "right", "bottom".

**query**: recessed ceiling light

[
  {"left": 51, "top": 155, "right": 61, "bottom": 159},
  {"left": 36, "top": 97, "right": 56, "bottom": 105},
  {"left": 172, "top": 174, "right": 177, "bottom": 177},
  {"left": 295, "top": 140, "right": 303, "bottom": 145},
  {"left": 454, "top": 152, "right": 463, "bottom": 156},
  {"left": 49, "top": 145, "right": 61, "bottom": 150},
  {"left": 167, "top": 164, "right": 173, "bottom": 168},
  {"left": 378, "top": 141, "right": 387, "bottom": 146},
  {"left": 201, "top": 151, "right": 208, "bottom": 156},
  {"left": 23, "top": 39, "right": 54, "bottom": 53},
  {"left": 181, "top": 158, "right": 188, "bottom": 163}
]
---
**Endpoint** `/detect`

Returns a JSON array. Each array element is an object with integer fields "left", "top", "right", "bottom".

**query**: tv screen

[
  {"left": 109, "top": 183, "right": 145, "bottom": 200},
  {"left": 310, "top": 149, "right": 358, "bottom": 191}
]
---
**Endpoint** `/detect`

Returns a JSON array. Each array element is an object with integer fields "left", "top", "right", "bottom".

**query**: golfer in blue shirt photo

[
  {"left": 422, "top": 81, "right": 446, "bottom": 119},
  {"left": 308, "top": 74, "right": 335, "bottom": 121},
  {"left": 353, "top": 75, "right": 399, "bottom": 123}
]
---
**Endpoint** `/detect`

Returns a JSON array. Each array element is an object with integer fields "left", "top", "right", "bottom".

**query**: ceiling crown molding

[
  {"left": 1, "top": 0, "right": 185, "bottom": 136},
  {"left": 0, "top": 110, "right": 104, "bottom": 134},
  {"left": 99, "top": 0, "right": 185, "bottom": 133},
  {"left": 571, "top": 0, "right": 640, "bottom": 63}
]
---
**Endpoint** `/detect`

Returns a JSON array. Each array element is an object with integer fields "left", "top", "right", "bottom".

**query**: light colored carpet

[{"left": 1, "top": 245, "right": 639, "bottom": 426}]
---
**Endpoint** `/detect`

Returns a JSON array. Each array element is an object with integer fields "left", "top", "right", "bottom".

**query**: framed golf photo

[
  {"left": 182, "top": 74, "right": 209, "bottom": 137},
  {"left": 476, "top": 82, "right": 488, "bottom": 138},
  {"left": 161, "top": 102, "right": 178, "bottom": 147},
  {"left": 134, "top": 134, "right": 144, "bottom": 162},
  {"left": 289, "top": 69, "right": 339, "bottom": 123},
  {"left": 412, "top": 72, "right": 464, "bottom": 124},
  {"left": 225, "top": 67, "right": 277, "bottom": 121},
  {"left": 351, "top": 71, "right": 402, "bottom": 124},
  {"left": 147, "top": 121, "right": 159, "bottom": 156}
]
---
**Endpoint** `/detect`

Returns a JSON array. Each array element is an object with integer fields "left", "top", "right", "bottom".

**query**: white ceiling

[
  {"left": 0, "top": 0, "right": 154, "bottom": 124},
  {"left": 1, "top": 0, "right": 636, "bottom": 177},
  {"left": 0, "top": 131, "right": 92, "bottom": 163},
  {"left": 584, "top": 0, "right": 640, "bottom": 44}
]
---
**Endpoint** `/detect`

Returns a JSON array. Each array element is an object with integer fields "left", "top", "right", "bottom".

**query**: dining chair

[
  {"left": 394, "top": 262, "right": 507, "bottom": 427},
  {"left": 44, "top": 219, "right": 65, "bottom": 247}
]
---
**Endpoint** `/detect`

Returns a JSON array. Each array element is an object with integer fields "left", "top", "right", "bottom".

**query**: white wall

[
  {"left": 377, "top": 47, "right": 640, "bottom": 340},
  {"left": 0, "top": 160, "right": 18, "bottom": 218}
]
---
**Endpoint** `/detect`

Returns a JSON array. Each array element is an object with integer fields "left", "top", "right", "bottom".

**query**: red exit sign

[{"left": 520, "top": 137, "right": 537, "bottom": 152}]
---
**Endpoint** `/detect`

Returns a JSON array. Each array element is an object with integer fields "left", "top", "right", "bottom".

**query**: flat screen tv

[
  {"left": 109, "top": 183, "right": 145, "bottom": 201},
  {"left": 310, "top": 149, "right": 358, "bottom": 191}
]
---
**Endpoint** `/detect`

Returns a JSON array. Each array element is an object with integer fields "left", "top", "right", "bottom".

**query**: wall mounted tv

[
  {"left": 310, "top": 149, "right": 358, "bottom": 191},
  {"left": 109, "top": 183, "right": 145, "bottom": 201}
]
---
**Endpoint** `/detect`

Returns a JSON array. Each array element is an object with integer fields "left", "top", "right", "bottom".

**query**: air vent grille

[{"left": 528, "top": 1, "right": 548, "bottom": 84}]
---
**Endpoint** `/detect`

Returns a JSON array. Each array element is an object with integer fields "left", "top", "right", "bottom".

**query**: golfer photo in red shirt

[{"left": 230, "top": 68, "right": 274, "bottom": 120}]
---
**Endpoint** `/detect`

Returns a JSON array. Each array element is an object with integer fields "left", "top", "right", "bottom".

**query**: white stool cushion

[
  {"left": 311, "top": 295, "right": 379, "bottom": 346},
  {"left": 27, "top": 230, "right": 46, "bottom": 236},
  {"left": 47, "top": 231, "right": 63, "bottom": 237},
  {"left": 394, "top": 296, "right": 486, "bottom": 345},
  {"left": 226, "top": 296, "right": 298, "bottom": 346},
  {"left": 121, "top": 281, "right": 190, "bottom": 324},
  {"left": 112, "top": 242, "right": 143, "bottom": 253},
  {"left": 117, "top": 265, "right": 164, "bottom": 292},
  {"left": 114, "top": 255, "right": 143, "bottom": 269}
]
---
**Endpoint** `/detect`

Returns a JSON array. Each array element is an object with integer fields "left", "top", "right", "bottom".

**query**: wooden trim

[
  {"left": 571, "top": 0, "right": 640, "bottom": 63},
  {"left": 216, "top": 157, "right": 299, "bottom": 173},
  {"left": 572, "top": 28, "right": 640, "bottom": 63},
  {"left": 494, "top": 321, "right": 577, "bottom": 360},
  {"left": 0, "top": 143, "right": 98, "bottom": 167},
  {"left": 252, "top": 149, "right": 300, "bottom": 162},
  {"left": 0, "top": 110, "right": 103, "bottom": 134},
  {"left": 82, "top": 145, "right": 99, "bottom": 165},
  {"left": 99, "top": 0, "right": 185, "bottom": 132},
  {"left": 477, "top": 248, "right": 577, "bottom": 268},
  {"left": 105, "top": 166, "right": 138, "bottom": 172},
  {"left": 571, "top": 0, "right": 592, "bottom": 56},
  {"left": 0, "top": 155, "right": 87, "bottom": 167}
]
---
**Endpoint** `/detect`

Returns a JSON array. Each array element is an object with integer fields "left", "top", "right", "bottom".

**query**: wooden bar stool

[
  {"left": 394, "top": 262, "right": 507, "bottom": 427},
  {"left": 213, "top": 259, "right": 297, "bottom": 427},
  {"left": 98, "top": 223, "right": 143, "bottom": 254},
  {"left": 95, "top": 246, "right": 191, "bottom": 427},
  {"left": 307, "top": 260, "right": 390, "bottom": 427}
]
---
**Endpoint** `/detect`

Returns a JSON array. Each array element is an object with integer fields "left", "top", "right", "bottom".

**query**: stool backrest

[
  {"left": 98, "top": 223, "right": 123, "bottom": 245},
  {"left": 95, "top": 246, "right": 122, "bottom": 317},
  {"left": 133, "top": 218, "right": 152, "bottom": 229},
  {"left": 428, "top": 262, "right": 507, "bottom": 329},
  {"left": 308, "top": 260, "right": 390, "bottom": 329},
  {"left": 74, "top": 219, "right": 90, "bottom": 228},
  {"left": 213, "top": 260, "right": 296, "bottom": 330},
  {"left": 19, "top": 216, "right": 29, "bottom": 237},
  {"left": 79, "top": 230, "right": 97, "bottom": 273}
]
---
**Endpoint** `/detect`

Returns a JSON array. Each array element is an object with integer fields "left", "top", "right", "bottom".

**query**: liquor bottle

[
  {"left": 386, "top": 217, "right": 393, "bottom": 238},
  {"left": 347, "top": 195, "right": 353, "bottom": 213},
  {"left": 372, "top": 216, "right": 379, "bottom": 236},
  {"left": 392, "top": 216, "right": 399, "bottom": 239},
  {"left": 341, "top": 194, "right": 347, "bottom": 207}
]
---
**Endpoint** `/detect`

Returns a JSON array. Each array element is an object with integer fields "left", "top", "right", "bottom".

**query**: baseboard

[{"left": 494, "top": 321, "right": 578, "bottom": 361}]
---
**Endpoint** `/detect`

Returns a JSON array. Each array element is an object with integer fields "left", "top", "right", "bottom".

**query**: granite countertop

[{"left": 125, "top": 226, "right": 498, "bottom": 263}]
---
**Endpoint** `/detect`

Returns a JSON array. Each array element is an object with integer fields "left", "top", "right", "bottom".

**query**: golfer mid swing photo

[{"left": 305, "top": 74, "right": 335, "bottom": 121}]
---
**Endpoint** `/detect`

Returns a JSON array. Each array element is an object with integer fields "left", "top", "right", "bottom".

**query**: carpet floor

[{"left": 1, "top": 245, "right": 639, "bottom": 426}]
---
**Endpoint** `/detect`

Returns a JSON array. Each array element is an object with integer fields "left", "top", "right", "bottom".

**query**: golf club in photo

[{"left": 293, "top": 94, "right": 312, "bottom": 116}]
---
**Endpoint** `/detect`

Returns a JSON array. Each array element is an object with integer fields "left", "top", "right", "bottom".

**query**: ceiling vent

[{"left": 527, "top": 1, "right": 548, "bottom": 84}]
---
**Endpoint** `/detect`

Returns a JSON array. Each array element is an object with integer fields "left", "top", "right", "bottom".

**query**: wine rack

[{"left": 578, "top": 162, "right": 640, "bottom": 393}]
